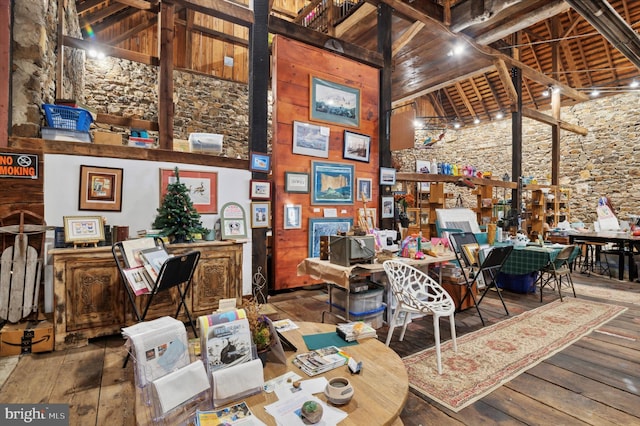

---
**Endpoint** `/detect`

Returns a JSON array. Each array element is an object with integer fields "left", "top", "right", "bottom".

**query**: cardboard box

[
  {"left": 94, "top": 131, "right": 123, "bottom": 146},
  {"left": 173, "top": 138, "right": 191, "bottom": 152},
  {"left": 128, "top": 136, "right": 156, "bottom": 148},
  {"left": 0, "top": 320, "right": 54, "bottom": 356}
]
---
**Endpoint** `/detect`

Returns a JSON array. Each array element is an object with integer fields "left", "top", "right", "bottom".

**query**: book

[
  {"left": 292, "top": 346, "right": 350, "bottom": 377},
  {"left": 139, "top": 246, "right": 172, "bottom": 275},
  {"left": 196, "top": 401, "right": 266, "bottom": 426},
  {"left": 123, "top": 266, "right": 154, "bottom": 295},
  {"left": 336, "top": 321, "right": 377, "bottom": 342},
  {"left": 120, "top": 237, "right": 158, "bottom": 268}
]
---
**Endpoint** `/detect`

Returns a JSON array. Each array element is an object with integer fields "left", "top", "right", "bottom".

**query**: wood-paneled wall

[
  {"left": 0, "top": 146, "right": 44, "bottom": 220},
  {"left": 271, "top": 36, "right": 380, "bottom": 290}
]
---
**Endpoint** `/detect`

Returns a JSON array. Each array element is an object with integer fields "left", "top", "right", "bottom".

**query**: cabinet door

[
  {"left": 190, "top": 246, "right": 242, "bottom": 316},
  {"left": 65, "top": 258, "right": 124, "bottom": 331}
]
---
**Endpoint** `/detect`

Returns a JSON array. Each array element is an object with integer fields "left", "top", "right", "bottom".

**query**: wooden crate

[{"left": 441, "top": 280, "right": 477, "bottom": 311}]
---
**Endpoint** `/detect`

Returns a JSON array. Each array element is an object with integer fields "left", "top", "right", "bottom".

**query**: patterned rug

[
  {"left": 573, "top": 283, "right": 640, "bottom": 305},
  {"left": 403, "top": 298, "right": 627, "bottom": 412}
]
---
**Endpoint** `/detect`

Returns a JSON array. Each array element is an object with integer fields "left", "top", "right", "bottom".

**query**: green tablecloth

[{"left": 498, "top": 244, "right": 580, "bottom": 275}]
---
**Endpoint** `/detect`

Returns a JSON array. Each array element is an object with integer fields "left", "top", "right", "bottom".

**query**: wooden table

[
  {"left": 297, "top": 254, "right": 455, "bottom": 323},
  {"left": 569, "top": 231, "right": 640, "bottom": 280},
  {"left": 245, "top": 321, "right": 408, "bottom": 425}
]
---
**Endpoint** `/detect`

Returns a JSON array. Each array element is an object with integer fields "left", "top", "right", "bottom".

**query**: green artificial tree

[{"left": 153, "top": 167, "right": 206, "bottom": 243}]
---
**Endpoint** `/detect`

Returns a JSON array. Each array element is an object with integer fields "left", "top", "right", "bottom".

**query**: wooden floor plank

[
  {"left": 96, "top": 336, "right": 136, "bottom": 426},
  {"left": 0, "top": 350, "right": 64, "bottom": 403}
]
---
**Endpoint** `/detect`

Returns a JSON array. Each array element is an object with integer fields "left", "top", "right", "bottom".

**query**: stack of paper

[
  {"left": 292, "top": 346, "right": 349, "bottom": 377},
  {"left": 336, "top": 322, "right": 377, "bottom": 342}
]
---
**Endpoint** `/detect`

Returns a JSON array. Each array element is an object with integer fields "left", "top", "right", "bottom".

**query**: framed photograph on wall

[
  {"left": 310, "top": 76, "right": 360, "bottom": 128},
  {"left": 284, "top": 172, "right": 310, "bottom": 193},
  {"left": 284, "top": 204, "right": 302, "bottom": 229},
  {"left": 343, "top": 130, "right": 370, "bottom": 163},
  {"left": 63, "top": 215, "right": 105, "bottom": 243},
  {"left": 250, "top": 202, "right": 270, "bottom": 228},
  {"left": 250, "top": 179, "right": 271, "bottom": 200},
  {"left": 79, "top": 165, "right": 123, "bottom": 211},
  {"left": 380, "top": 167, "right": 397, "bottom": 185},
  {"left": 311, "top": 161, "right": 354, "bottom": 205},
  {"left": 381, "top": 196, "right": 395, "bottom": 219},
  {"left": 160, "top": 168, "right": 218, "bottom": 213},
  {"left": 292, "top": 121, "right": 330, "bottom": 158},
  {"left": 308, "top": 217, "right": 353, "bottom": 258},
  {"left": 356, "top": 178, "right": 372, "bottom": 203},
  {"left": 250, "top": 152, "right": 271, "bottom": 173},
  {"left": 220, "top": 202, "right": 247, "bottom": 239}
]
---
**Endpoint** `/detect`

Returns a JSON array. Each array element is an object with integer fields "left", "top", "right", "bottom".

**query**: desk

[
  {"left": 245, "top": 322, "right": 409, "bottom": 425},
  {"left": 297, "top": 254, "right": 455, "bottom": 323},
  {"left": 569, "top": 231, "right": 640, "bottom": 281}
]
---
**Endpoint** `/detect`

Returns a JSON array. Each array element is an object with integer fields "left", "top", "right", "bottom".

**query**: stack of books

[
  {"left": 336, "top": 322, "right": 377, "bottom": 342},
  {"left": 292, "top": 346, "right": 350, "bottom": 376}
]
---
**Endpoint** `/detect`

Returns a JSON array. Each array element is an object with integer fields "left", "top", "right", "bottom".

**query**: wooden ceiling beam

[
  {"left": 173, "top": 19, "right": 249, "bottom": 47},
  {"left": 483, "top": 74, "right": 504, "bottom": 113},
  {"left": 63, "top": 34, "right": 159, "bottom": 66},
  {"left": 474, "top": 0, "right": 569, "bottom": 45},
  {"left": 91, "top": 8, "right": 141, "bottom": 36},
  {"left": 443, "top": 87, "right": 463, "bottom": 121},
  {"left": 77, "top": 0, "right": 109, "bottom": 15},
  {"left": 335, "top": 3, "right": 377, "bottom": 38},
  {"left": 108, "top": 16, "right": 156, "bottom": 45},
  {"left": 494, "top": 59, "right": 518, "bottom": 105},
  {"left": 392, "top": 21, "right": 425, "bottom": 58},
  {"left": 469, "top": 77, "right": 489, "bottom": 118},
  {"left": 427, "top": 93, "right": 447, "bottom": 117},
  {"left": 449, "top": 0, "right": 527, "bottom": 33},
  {"left": 173, "top": 0, "right": 254, "bottom": 27},
  {"left": 115, "top": 0, "right": 153, "bottom": 9},
  {"left": 455, "top": 81, "right": 477, "bottom": 118},
  {"left": 523, "top": 107, "right": 588, "bottom": 135},
  {"left": 82, "top": 2, "right": 129, "bottom": 26}
]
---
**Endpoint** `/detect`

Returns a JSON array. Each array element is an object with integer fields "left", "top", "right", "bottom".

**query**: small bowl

[{"left": 324, "top": 377, "right": 354, "bottom": 405}]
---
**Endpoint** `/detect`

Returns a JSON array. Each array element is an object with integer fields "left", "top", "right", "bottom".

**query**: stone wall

[
  {"left": 392, "top": 92, "right": 640, "bottom": 225},
  {"left": 11, "top": 1, "right": 83, "bottom": 137},
  {"left": 84, "top": 57, "right": 251, "bottom": 159}
]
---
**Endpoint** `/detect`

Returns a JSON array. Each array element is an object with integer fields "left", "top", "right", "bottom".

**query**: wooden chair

[
  {"left": 449, "top": 232, "right": 513, "bottom": 326},
  {"left": 537, "top": 245, "right": 577, "bottom": 302},
  {"left": 383, "top": 259, "right": 457, "bottom": 374}
]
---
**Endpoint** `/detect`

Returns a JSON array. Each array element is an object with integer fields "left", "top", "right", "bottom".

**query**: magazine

[
  {"left": 123, "top": 266, "right": 154, "bottom": 295},
  {"left": 293, "top": 346, "right": 349, "bottom": 377},
  {"left": 199, "top": 309, "right": 253, "bottom": 375},
  {"left": 140, "top": 246, "right": 172, "bottom": 274},
  {"left": 196, "top": 401, "right": 266, "bottom": 426},
  {"left": 120, "top": 237, "right": 158, "bottom": 268}
]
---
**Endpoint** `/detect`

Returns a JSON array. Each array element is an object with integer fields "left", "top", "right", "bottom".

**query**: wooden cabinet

[
  {"left": 523, "top": 185, "right": 570, "bottom": 236},
  {"left": 51, "top": 240, "right": 244, "bottom": 350}
]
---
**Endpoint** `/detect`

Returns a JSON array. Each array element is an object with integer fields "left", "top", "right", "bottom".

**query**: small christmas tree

[{"left": 153, "top": 167, "right": 206, "bottom": 243}]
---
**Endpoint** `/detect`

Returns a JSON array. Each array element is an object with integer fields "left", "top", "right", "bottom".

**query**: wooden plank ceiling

[{"left": 74, "top": 0, "right": 640, "bottom": 128}]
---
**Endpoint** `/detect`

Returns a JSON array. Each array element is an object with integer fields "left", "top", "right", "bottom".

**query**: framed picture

[
  {"left": 310, "top": 76, "right": 360, "bottom": 128},
  {"left": 63, "top": 215, "right": 105, "bottom": 243},
  {"left": 311, "top": 161, "right": 354, "bottom": 205},
  {"left": 380, "top": 167, "right": 397, "bottom": 185},
  {"left": 285, "top": 172, "right": 310, "bottom": 193},
  {"left": 308, "top": 217, "right": 353, "bottom": 258},
  {"left": 343, "top": 130, "right": 370, "bottom": 163},
  {"left": 79, "top": 165, "right": 123, "bottom": 211},
  {"left": 160, "top": 169, "right": 218, "bottom": 214},
  {"left": 358, "top": 207, "right": 377, "bottom": 230},
  {"left": 381, "top": 196, "right": 395, "bottom": 219},
  {"left": 250, "top": 152, "right": 271, "bottom": 173},
  {"left": 250, "top": 179, "right": 271, "bottom": 200},
  {"left": 251, "top": 202, "right": 271, "bottom": 228},
  {"left": 292, "top": 121, "right": 330, "bottom": 158},
  {"left": 284, "top": 204, "right": 302, "bottom": 229},
  {"left": 356, "top": 178, "right": 372, "bottom": 203},
  {"left": 406, "top": 208, "right": 420, "bottom": 227},
  {"left": 220, "top": 202, "right": 247, "bottom": 239}
]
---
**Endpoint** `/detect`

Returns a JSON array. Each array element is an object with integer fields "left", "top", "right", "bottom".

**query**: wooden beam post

[
  {"left": 158, "top": 1, "right": 175, "bottom": 150},
  {"left": 378, "top": 2, "right": 393, "bottom": 230},
  {"left": 0, "top": 0, "right": 10, "bottom": 144}
]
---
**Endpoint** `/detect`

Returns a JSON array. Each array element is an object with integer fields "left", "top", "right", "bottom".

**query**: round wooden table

[{"left": 245, "top": 321, "right": 409, "bottom": 425}]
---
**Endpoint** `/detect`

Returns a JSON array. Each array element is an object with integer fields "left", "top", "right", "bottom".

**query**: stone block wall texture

[{"left": 393, "top": 92, "right": 640, "bottom": 225}]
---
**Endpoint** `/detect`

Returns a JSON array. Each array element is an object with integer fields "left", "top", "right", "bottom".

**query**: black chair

[
  {"left": 113, "top": 240, "right": 200, "bottom": 366},
  {"left": 449, "top": 232, "right": 513, "bottom": 326}
]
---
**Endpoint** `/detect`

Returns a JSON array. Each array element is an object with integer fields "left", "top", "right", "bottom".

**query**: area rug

[
  {"left": 403, "top": 298, "right": 627, "bottom": 412},
  {"left": 573, "top": 283, "right": 640, "bottom": 305}
]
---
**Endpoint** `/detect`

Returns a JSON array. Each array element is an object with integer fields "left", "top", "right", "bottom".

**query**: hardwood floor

[{"left": 0, "top": 271, "right": 638, "bottom": 425}]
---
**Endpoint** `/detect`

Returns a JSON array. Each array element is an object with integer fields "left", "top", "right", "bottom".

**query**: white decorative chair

[{"left": 383, "top": 260, "right": 457, "bottom": 374}]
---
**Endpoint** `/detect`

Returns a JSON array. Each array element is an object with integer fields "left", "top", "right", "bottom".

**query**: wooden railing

[{"left": 294, "top": 0, "right": 362, "bottom": 35}]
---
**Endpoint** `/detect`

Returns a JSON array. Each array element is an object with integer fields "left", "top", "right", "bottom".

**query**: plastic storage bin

[
  {"left": 329, "top": 305, "right": 385, "bottom": 329},
  {"left": 42, "top": 104, "right": 93, "bottom": 131},
  {"left": 330, "top": 285, "right": 384, "bottom": 314},
  {"left": 496, "top": 272, "right": 538, "bottom": 294}
]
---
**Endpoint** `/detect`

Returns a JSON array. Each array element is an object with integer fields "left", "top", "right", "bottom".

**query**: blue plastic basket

[{"left": 42, "top": 104, "right": 93, "bottom": 131}]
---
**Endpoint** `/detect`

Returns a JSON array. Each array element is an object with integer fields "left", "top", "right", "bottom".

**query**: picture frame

[
  {"left": 284, "top": 172, "right": 310, "bottom": 193},
  {"left": 343, "top": 130, "right": 370, "bottom": 163},
  {"left": 381, "top": 196, "right": 395, "bottom": 219},
  {"left": 284, "top": 204, "right": 302, "bottom": 229},
  {"left": 250, "top": 202, "right": 271, "bottom": 228},
  {"left": 79, "top": 165, "right": 123, "bottom": 211},
  {"left": 220, "top": 202, "right": 247, "bottom": 239},
  {"left": 292, "top": 121, "right": 330, "bottom": 158},
  {"left": 356, "top": 178, "right": 372, "bottom": 203},
  {"left": 311, "top": 161, "right": 354, "bottom": 205},
  {"left": 250, "top": 179, "right": 271, "bottom": 200},
  {"left": 308, "top": 217, "right": 353, "bottom": 258},
  {"left": 405, "top": 208, "right": 420, "bottom": 227},
  {"left": 63, "top": 215, "right": 105, "bottom": 243},
  {"left": 160, "top": 169, "right": 218, "bottom": 214},
  {"left": 358, "top": 207, "right": 377, "bottom": 230},
  {"left": 250, "top": 152, "right": 271, "bottom": 173},
  {"left": 310, "top": 76, "right": 360, "bottom": 128},
  {"left": 380, "top": 167, "right": 397, "bottom": 185}
]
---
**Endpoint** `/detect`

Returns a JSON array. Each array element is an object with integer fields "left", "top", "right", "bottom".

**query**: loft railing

[{"left": 294, "top": 0, "right": 362, "bottom": 35}]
